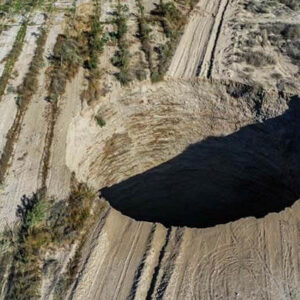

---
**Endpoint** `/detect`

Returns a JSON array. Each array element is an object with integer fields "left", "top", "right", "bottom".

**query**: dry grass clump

[
  {"left": 47, "top": 34, "right": 82, "bottom": 102},
  {"left": 17, "top": 28, "right": 47, "bottom": 103},
  {"left": 235, "top": 51, "right": 276, "bottom": 67},
  {"left": 244, "top": 0, "right": 299, "bottom": 13},
  {"left": 81, "top": 0, "right": 109, "bottom": 103},
  {"left": 110, "top": 3, "right": 132, "bottom": 85},
  {"left": 260, "top": 23, "right": 300, "bottom": 72},
  {"left": 0, "top": 24, "right": 27, "bottom": 100},
  {"left": 0, "top": 28, "right": 47, "bottom": 185},
  {"left": 135, "top": 1, "right": 191, "bottom": 82},
  {"left": 2, "top": 183, "right": 107, "bottom": 299}
]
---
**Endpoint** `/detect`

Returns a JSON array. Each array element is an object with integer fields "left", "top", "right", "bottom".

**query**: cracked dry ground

[{"left": 0, "top": 0, "right": 300, "bottom": 299}]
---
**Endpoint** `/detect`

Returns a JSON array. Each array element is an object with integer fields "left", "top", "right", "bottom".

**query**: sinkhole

[{"left": 100, "top": 97, "right": 300, "bottom": 228}]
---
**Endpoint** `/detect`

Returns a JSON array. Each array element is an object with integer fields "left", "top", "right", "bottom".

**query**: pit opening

[{"left": 101, "top": 97, "right": 300, "bottom": 228}]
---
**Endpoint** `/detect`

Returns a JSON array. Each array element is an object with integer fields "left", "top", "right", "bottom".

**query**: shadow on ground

[{"left": 101, "top": 96, "right": 300, "bottom": 228}]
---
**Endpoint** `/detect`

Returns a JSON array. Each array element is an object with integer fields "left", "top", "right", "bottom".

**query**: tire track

[
  {"left": 146, "top": 227, "right": 172, "bottom": 300},
  {"left": 206, "top": 0, "right": 230, "bottom": 78},
  {"left": 154, "top": 227, "right": 184, "bottom": 299},
  {"left": 128, "top": 224, "right": 156, "bottom": 300},
  {"left": 112, "top": 222, "right": 144, "bottom": 300},
  {"left": 167, "top": 0, "right": 226, "bottom": 79},
  {"left": 67, "top": 206, "right": 111, "bottom": 300}
]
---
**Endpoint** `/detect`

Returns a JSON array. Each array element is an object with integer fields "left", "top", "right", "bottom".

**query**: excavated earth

[
  {"left": 0, "top": 0, "right": 300, "bottom": 299},
  {"left": 67, "top": 79, "right": 300, "bottom": 299}
]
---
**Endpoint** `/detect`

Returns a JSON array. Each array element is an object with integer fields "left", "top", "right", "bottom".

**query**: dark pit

[{"left": 101, "top": 97, "right": 300, "bottom": 228}]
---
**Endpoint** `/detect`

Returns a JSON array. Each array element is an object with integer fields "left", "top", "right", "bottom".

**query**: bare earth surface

[
  {"left": 66, "top": 79, "right": 300, "bottom": 299},
  {"left": 167, "top": 0, "right": 229, "bottom": 78},
  {"left": 0, "top": 0, "right": 300, "bottom": 299}
]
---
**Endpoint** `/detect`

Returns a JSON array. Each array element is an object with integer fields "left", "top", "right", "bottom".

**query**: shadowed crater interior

[{"left": 101, "top": 97, "right": 300, "bottom": 228}]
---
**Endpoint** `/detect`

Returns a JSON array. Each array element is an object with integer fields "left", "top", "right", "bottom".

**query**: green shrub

[
  {"left": 111, "top": 48, "right": 130, "bottom": 68},
  {"left": 151, "top": 71, "right": 164, "bottom": 82},
  {"left": 135, "top": 69, "right": 147, "bottom": 81},
  {"left": 48, "top": 34, "right": 82, "bottom": 102},
  {"left": 116, "top": 69, "right": 133, "bottom": 85},
  {"left": 4, "top": 184, "right": 105, "bottom": 299},
  {"left": 114, "top": 4, "right": 129, "bottom": 40},
  {"left": 148, "top": 2, "right": 186, "bottom": 81},
  {"left": 52, "top": 35, "right": 82, "bottom": 68},
  {"left": 110, "top": 4, "right": 132, "bottom": 85},
  {"left": 95, "top": 115, "right": 106, "bottom": 127},
  {"left": 136, "top": 1, "right": 153, "bottom": 79},
  {"left": 25, "top": 200, "right": 48, "bottom": 229},
  {"left": 85, "top": 15, "right": 108, "bottom": 70}
]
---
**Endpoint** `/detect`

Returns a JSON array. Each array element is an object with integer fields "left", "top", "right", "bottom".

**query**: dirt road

[{"left": 167, "top": 0, "right": 229, "bottom": 79}]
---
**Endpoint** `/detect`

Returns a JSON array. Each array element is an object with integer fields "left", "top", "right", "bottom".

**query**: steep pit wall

[
  {"left": 66, "top": 79, "right": 297, "bottom": 228},
  {"left": 65, "top": 79, "right": 300, "bottom": 300}
]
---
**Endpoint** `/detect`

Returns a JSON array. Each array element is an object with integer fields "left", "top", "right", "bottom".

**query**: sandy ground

[
  {"left": 0, "top": 13, "right": 65, "bottom": 228},
  {"left": 0, "top": 25, "right": 21, "bottom": 77},
  {"left": 141, "top": 0, "right": 159, "bottom": 15},
  {"left": 0, "top": 13, "right": 45, "bottom": 161},
  {"left": 167, "top": 0, "right": 228, "bottom": 79},
  {"left": 46, "top": 69, "right": 84, "bottom": 200},
  {"left": 54, "top": 0, "right": 74, "bottom": 9},
  {"left": 0, "top": 0, "right": 300, "bottom": 299},
  {"left": 67, "top": 201, "right": 300, "bottom": 299},
  {"left": 66, "top": 79, "right": 300, "bottom": 300},
  {"left": 71, "top": 209, "right": 155, "bottom": 300},
  {"left": 211, "top": 0, "right": 300, "bottom": 92}
]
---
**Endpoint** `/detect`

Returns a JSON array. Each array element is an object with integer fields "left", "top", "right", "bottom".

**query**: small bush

[
  {"left": 52, "top": 35, "right": 82, "bottom": 68},
  {"left": 281, "top": 24, "right": 300, "bottom": 40},
  {"left": 110, "top": 4, "right": 132, "bottom": 85},
  {"left": 48, "top": 34, "right": 82, "bottom": 102},
  {"left": 5, "top": 183, "right": 105, "bottom": 299},
  {"left": 113, "top": 4, "right": 129, "bottom": 40},
  {"left": 95, "top": 115, "right": 106, "bottom": 127},
  {"left": 111, "top": 48, "right": 130, "bottom": 69},
  {"left": 151, "top": 71, "right": 164, "bottom": 82},
  {"left": 135, "top": 69, "right": 147, "bottom": 81},
  {"left": 279, "top": 0, "right": 299, "bottom": 10}
]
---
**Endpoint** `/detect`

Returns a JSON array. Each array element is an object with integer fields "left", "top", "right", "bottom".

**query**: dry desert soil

[{"left": 0, "top": 0, "right": 300, "bottom": 299}]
